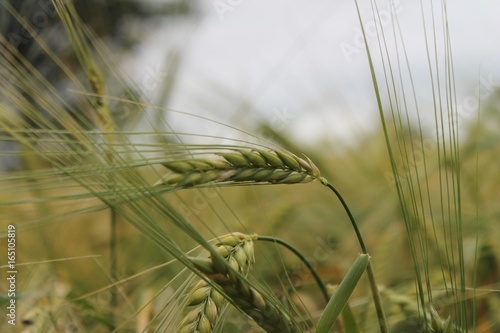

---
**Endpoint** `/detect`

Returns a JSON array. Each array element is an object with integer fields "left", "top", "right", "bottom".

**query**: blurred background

[{"left": 2, "top": 0, "right": 500, "bottom": 157}]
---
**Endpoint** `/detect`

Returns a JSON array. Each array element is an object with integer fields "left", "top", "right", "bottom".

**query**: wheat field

[{"left": 1, "top": 1, "right": 499, "bottom": 332}]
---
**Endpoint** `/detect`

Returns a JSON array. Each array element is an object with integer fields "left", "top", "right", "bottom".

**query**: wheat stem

[
  {"left": 324, "top": 181, "right": 388, "bottom": 333},
  {"left": 325, "top": 182, "right": 366, "bottom": 254},
  {"left": 256, "top": 235, "right": 329, "bottom": 303}
]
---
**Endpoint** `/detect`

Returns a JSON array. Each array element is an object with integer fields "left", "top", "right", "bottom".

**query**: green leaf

[
  {"left": 341, "top": 303, "right": 361, "bottom": 333},
  {"left": 316, "top": 254, "right": 369, "bottom": 333}
]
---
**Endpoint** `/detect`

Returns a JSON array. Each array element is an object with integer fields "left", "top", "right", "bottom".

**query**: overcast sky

[{"left": 131, "top": 0, "right": 500, "bottom": 145}]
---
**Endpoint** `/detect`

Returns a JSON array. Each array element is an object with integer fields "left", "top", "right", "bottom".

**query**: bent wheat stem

[
  {"left": 324, "top": 181, "right": 388, "bottom": 333},
  {"left": 325, "top": 182, "right": 367, "bottom": 254},
  {"left": 257, "top": 235, "right": 329, "bottom": 303}
]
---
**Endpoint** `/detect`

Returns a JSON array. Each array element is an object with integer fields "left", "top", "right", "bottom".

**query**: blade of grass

[
  {"left": 341, "top": 302, "right": 361, "bottom": 333},
  {"left": 316, "top": 254, "right": 369, "bottom": 333}
]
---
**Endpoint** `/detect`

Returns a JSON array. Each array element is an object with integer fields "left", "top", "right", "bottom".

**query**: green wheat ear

[
  {"left": 178, "top": 232, "right": 302, "bottom": 333},
  {"left": 177, "top": 233, "right": 255, "bottom": 333},
  {"left": 155, "top": 149, "right": 325, "bottom": 189}
]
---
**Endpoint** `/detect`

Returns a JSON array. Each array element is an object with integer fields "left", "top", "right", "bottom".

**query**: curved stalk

[
  {"left": 325, "top": 182, "right": 367, "bottom": 254},
  {"left": 257, "top": 235, "right": 329, "bottom": 303},
  {"left": 324, "top": 182, "right": 388, "bottom": 333}
]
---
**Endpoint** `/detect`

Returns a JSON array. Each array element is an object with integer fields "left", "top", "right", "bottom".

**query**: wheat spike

[
  {"left": 177, "top": 233, "right": 256, "bottom": 333},
  {"left": 155, "top": 149, "right": 326, "bottom": 189},
  {"left": 185, "top": 233, "right": 300, "bottom": 333}
]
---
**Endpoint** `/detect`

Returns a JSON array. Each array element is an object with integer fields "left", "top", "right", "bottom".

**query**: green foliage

[{"left": 316, "top": 254, "right": 369, "bottom": 333}]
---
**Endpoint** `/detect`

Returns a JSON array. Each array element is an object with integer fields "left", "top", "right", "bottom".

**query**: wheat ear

[
  {"left": 177, "top": 233, "right": 256, "bottom": 333},
  {"left": 186, "top": 232, "right": 300, "bottom": 333},
  {"left": 155, "top": 149, "right": 326, "bottom": 189}
]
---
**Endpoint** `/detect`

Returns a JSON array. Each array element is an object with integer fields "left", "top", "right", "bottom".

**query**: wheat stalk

[
  {"left": 155, "top": 149, "right": 327, "bottom": 189},
  {"left": 177, "top": 232, "right": 257, "bottom": 333},
  {"left": 183, "top": 232, "right": 300, "bottom": 333}
]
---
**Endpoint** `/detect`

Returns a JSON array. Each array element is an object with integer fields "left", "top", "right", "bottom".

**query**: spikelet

[{"left": 177, "top": 233, "right": 257, "bottom": 333}]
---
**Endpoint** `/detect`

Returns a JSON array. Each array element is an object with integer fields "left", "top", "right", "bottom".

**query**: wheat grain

[
  {"left": 176, "top": 233, "right": 257, "bottom": 333},
  {"left": 176, "top": 280, "right": 221, "bottom": 333},
  {"left": 155, "top": 149, "right": 327, "bottom": 189},
  {"left": 184, "top": 232, "right": 300, "bottom": 333}
]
